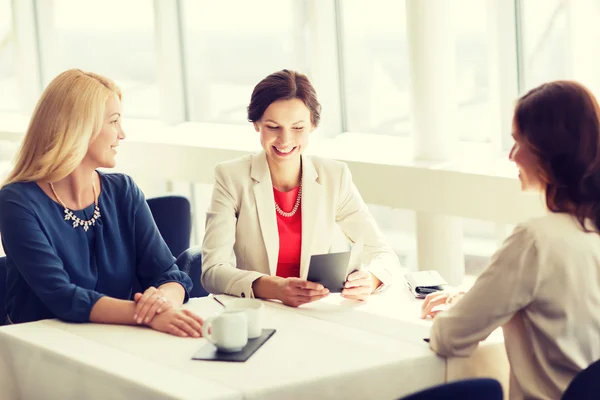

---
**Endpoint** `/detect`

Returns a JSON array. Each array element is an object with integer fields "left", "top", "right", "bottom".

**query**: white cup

[
  {"left": 201, "top": 310, "right": 248, "bottom": 352},
  {"left": 225, "top": 298, "right": 264, "bottom": 339}
]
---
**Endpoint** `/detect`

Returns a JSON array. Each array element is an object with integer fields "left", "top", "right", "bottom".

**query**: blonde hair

[{"left": 3, "top": 69, "right": 122, "bottom": 186}]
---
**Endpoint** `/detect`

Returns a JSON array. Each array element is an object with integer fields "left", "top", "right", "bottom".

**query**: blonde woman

[{"left": 0, "top": 69, "right": 203, "bottom": 338}]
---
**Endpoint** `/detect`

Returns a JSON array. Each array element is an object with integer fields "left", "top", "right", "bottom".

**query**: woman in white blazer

[
  {"left": 202, "top": 70, "right": 399, "bottom": 307},
  {"left": 421, "top": 81, "right": 600, "bottom": 399}
]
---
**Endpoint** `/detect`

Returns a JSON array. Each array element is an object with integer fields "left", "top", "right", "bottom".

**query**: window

[
  {"left": 462, "top": 217, "right": 497, "bottom": 276},
  {"left": 368, "top": 205, "right": 417, "bottom": 269},
  {"left": 0, "top": 0, "right": 17, "bottom": 112},
  {"left": 182, "top": 0, "right": 308, "bottom": 125},
  {"left": 341, "top": 0, "right": 493, "bottom": 142},
  {"left": 340, "top": 0, "right": 410, "bottom": 136},
  {"left": 370, "top": 208, "right": 501, "bottom": 277},
  {"left": 455, "top": 0, "right": 491, "bottom": 143},
  {"left": 41, "top": 0, "right": 158, "bottom": 118},
  {"left": 519, "top": 0, "right": 568, "bottom": 91},
  {"left": 519, "top": 0, "right": 600, "bottom": 98}
]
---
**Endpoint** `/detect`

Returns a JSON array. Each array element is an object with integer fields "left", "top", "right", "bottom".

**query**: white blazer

[{"left": 201, "top": 151, "right": 400, "bottom": 298}]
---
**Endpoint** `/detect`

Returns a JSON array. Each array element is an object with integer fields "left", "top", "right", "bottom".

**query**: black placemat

[{"left": 192, "top": 329, "right": 276, "bottom": 362}]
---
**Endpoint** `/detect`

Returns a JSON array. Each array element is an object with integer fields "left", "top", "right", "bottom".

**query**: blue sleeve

[
  {"left": 0, "top": 193, "right": 104, "bottom": 322},
  {"left": 129, "top": 177, "right": 192, "bottom": 302}
]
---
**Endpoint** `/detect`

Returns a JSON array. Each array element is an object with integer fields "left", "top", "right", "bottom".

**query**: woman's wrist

[
  {"left": 252, "top": 275, "right": 283, "bottom": 300},
  {"left": 446, "top": 290, "right": 466, "bottom": 306},
  {"left": 157, "top": 282, "right": 185, "bottom": 306}
]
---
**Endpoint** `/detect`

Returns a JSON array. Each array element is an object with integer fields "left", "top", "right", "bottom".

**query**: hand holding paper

[
  {"left": 307, "top": 236, "right": 366, "bottom": 294},
  {"left": 277, "top": 278, "right": 330, "bottom": 307},
  {"left": 341, "top": 270, "right": 382, "bottom": 301}
]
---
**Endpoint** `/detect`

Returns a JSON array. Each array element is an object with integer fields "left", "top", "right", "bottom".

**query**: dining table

[{"left": 0, "top": 283, "right": 509, "bottom": 400}]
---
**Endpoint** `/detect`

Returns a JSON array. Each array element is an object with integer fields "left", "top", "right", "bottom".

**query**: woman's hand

[
  {"left": 133, "top": 286, "right": 174, "bottom": 324},
  {"left": 421, "top": 289, "right": 466, "bottom": 319},
  {"left": 147, "top": 308, "right": 204, "bottom": 338},
  {"left": 341, "top": 270, "right": 381, "bottom": 301},
  {"left": 276, "top": 278, "right": 330, "bottom": 307}
]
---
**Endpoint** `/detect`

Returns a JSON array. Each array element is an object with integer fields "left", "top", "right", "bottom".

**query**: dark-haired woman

[
  {"left": 422, "top": 80, "right": 600, "bottom": 399},
  {"left": 201, "top": 70, "right": 400, "bottom": 307}
]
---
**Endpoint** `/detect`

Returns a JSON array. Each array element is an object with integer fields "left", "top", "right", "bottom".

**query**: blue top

[{"left": 0, "top": 172, "right": 192, "bottom": 324}]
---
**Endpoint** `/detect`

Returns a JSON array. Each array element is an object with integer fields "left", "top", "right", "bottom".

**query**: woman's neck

[
  {"left": 269, "top": 159, "right": 302, "bottom": 192},
  {"left": 50, "top": 166, "right": 98, "bottom": 209}
]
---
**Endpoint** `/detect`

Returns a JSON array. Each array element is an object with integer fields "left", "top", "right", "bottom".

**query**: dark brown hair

[
  {"left": 247, "top": 69, "right": 321, "bottom": 127},
  {"left": 514, "top": 80, "right": 600, "bottom": 231}
]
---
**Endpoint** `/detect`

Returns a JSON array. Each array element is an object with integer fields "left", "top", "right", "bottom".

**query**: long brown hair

[{"left": 513, "top": 80, "right": 600, "bottom": 231}]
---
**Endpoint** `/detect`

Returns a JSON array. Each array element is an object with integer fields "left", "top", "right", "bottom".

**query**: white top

[{"left": 430, "top": 212, "right": 600, "bottom": 399}]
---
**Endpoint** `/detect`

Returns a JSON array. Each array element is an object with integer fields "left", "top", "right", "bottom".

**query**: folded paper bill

[
  {"left": 307, "top": 236, "right": 364, "bottom": 292},
  {"left": 404, "top": 270, "right": 448, "bottom": 299}
]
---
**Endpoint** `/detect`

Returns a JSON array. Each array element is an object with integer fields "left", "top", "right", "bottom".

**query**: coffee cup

[
  {"left": 225, "top": 298, "right": 264, "bottom": 339},
  {"left": 201, "top": 310, "right": 248, "bottom": 352}
]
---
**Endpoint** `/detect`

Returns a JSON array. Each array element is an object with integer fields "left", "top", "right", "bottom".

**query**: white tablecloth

[
  {"left": 0, "top": 318, "right": 239, "bottom": 400},
  {"left": 0, "top": 285, "right": 509, "bottom": 400},
  {"left": 259, "top": 284, "right": 510, "bottom": 393}
]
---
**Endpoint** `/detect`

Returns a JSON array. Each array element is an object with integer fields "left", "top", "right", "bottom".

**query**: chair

[
  {"left": 0, "top": 256, "right": 6, "bottom": 325},
  {"left": 146, "top": 195, "right": 192, "bottom": 258},
  {"left": 400, "top": 378, "right": 503, "bottom": 400},
  {"left": 562, "top": 359, "right": 600, "bottom": 400},
  {"left": 139, "top": 196, "right": 208, "bottom": 298},
  {"left": 175, "top": 246, "right": 208, "bottom": 298}
]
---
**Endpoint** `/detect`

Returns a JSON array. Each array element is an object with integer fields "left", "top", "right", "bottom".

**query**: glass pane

[
  {"left": 462, "top": 217, "right": 496, "bottom": 276},
  {"left": 341, "top": 0, "right": 492, "bottom": 142},
  {"left": 43, "top": 0, "right": 158, "bottom": 118},
  {"left": 521, "top": 0, "right": 600, "bottom": 96},
  {"left": 0, "top": 0, "right": 17, "bottom": 112},
  {"left": 520, "top": 0, "right": 568, "bottom": 91},
  {"left": 340, "top": 0, "right": 410, "bottom": 136},
  {"left": 368, "top": 205, "right": 417, "bottom": 270},
  {"left": 456, "top": 0, "right": 491, "bottom": 142},
  {"left": 183, "top": 0, "right": 307, "bottom": 124}
]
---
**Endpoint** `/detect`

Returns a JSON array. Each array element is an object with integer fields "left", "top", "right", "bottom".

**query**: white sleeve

[
  {"left": 201, "top": 164, "right": 265, "bottom": 297},
  {"left": 430, "top": 224, "right": 541, "bottom": 356}
]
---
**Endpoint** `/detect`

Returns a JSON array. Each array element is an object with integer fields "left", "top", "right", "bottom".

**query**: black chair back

[
  {"left": 562, "top": 359, "right": 600, "bottom": 400},
  {"left": 136, "top": 196, "right": 207, "bottom": 298},
  {"left": 400, "top": 378, "right": 503, "bottom": 400},
  {"left": 132, "top": 196, "right": 193, "bottom": 297},
  {"left": 176, "top": 247, "right": 208, "bottom": 298},
  {"left": 147, "top": 196, "right": 192, "bottom": 258}
]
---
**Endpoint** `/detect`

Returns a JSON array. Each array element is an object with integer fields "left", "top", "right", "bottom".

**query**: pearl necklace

[
  {"left": 49, "top": 181, "right": 101, "bottom": 232},
  {"left": 274, "top": 178, "right": 302, "bottom": 218}
]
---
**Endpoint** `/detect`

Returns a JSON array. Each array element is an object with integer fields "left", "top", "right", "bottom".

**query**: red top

[{"left": 273, "top": 186, "right": 302, "bottom": 278}]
